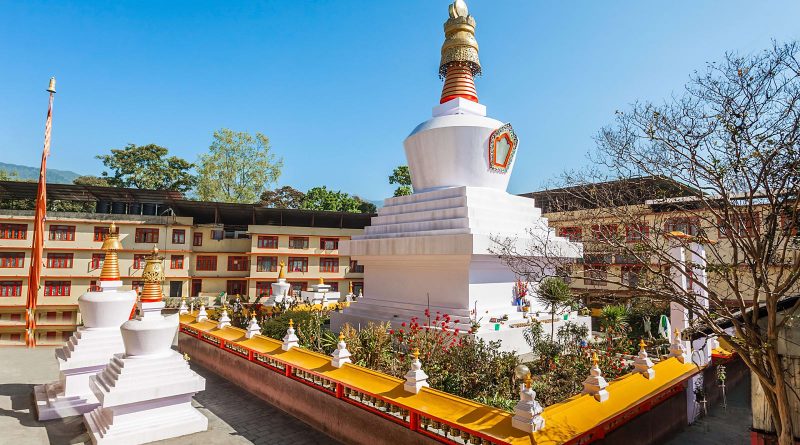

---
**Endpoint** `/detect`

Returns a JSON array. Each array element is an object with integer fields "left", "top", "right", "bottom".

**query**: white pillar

[{"left": 668, "top": 243, "right": 689, "bottom": 332}]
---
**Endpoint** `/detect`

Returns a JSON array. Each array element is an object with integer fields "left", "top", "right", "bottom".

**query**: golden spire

[
  {"left": 318, "top": 276, "right": 325, "bottom": 285},
  {"left": 591, "top": 351, "right": 599, "bottom": 366},
  {"left": 288, "top": 318, "right": 294, "bottom": 328},
  {"left": 413, "top": 348, "right": 420, "bottom": 360},
  {"left": 524, "top": 374, "right": 532, "bottom": 389},
  {"left": 338, "top": 332, "right": 345, "bottom": 342},
  {"left": 278, "top": 261, "right": 286, "bottom": 279},
  {"left": 139, "top": 246, "right": 164, "bottom": 303},
  {"left": 99, "top": 222, "right": 123, "bottom": 281},
  {"left": 639, "top": 339, "right": 647, "bottom": 351},
  {"left": 348, "top": 281, "right": 353, "bottom": 294},
  {"left": 439, "top": 0, "right": 481, "bottom": 104}
]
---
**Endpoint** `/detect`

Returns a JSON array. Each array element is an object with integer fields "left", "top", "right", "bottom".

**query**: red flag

[{"left": 25, "top": 78, "right": 56, "bottom": 347}]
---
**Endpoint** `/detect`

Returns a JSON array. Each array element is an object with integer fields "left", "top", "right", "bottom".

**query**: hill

[{"left": 0, "top": 162, "right": 81, "bottom": 184}]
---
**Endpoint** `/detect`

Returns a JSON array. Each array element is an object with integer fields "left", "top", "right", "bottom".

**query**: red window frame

[
  {"left": 135, "top": 228, "right": 159, "bottom": 244},
  {"left": 133, "top": 254, "right": 147, "bottom": 269},
  {"left": 717, "top": 214, "right": 761, "bottom": 238},
  {"left": 320, "top": 238, "right": 339, "bottom": 250},
  {"left": 196, "top": 256, "right": 217, "bottom": 271},
  {"left": 91, "top": 253, "right": 105, "bottom": 270},
  {"left": 591, "top": 224, "right": 618, "bottom": 242},
  {"left": 0, "top": 252, "right": 24, "bottom": 268},
  {"left": 288, "top": 257, "right": 308, "bottom": 272},
  {"left": 258, "top": 236, "right": 278, "bottom": 249},
  {"left": 0, "top": 223, "right": 27, "bottom": 240},
  {"left": 256, "top": 256, "right": 278, "bottom": 272},
  {"left": 0, "top": 281, "right": 22, "bottom": 296},
  {"left": 288, "top": 237, "right": 309, "bottom": 249},
  {"left": 172, "top": 229, "right": 186, "bottom": 244},
  {"left": 171, "top": 255, "right": 184, "bottom": 270},
  {"left": 89, "top": 280, "right": 100, "bottom": 292},
  {"left": 46, "top": 253, "right": 74, "bottom": 269},
  {"left": 558, "top": 226, "right": 582, "bottom": 242},
  {"left": 349, "top": 260, "right": 364, "bottom": 273},
  {"left": 320, "top": 257, "right": 339, "bottom": 273},
  {"left": 193, "top": 232, "right": 203, "bottom": 246},
  {"left": 44, "top": 280, "right": 71, "bottom": 296},
  {"left": 49, "top": 225, "right": 76, "bottom": 241},
  {"left": 583, "top": 266, "right": 608, "bottom": 286},
  {"left": 625, "top": 223, "right": 649, "bottom": 242},
  {"left": 255, "top": 281, "right": 271, "bottom": 297},
  {"left": 227, "top": 256, "right": 249, "bottom": 271},
  {"left": 93, "top": 226, "right": 110, "bottom": 241},
  {"left": 664, "top": 217, "right": 700, "bottom": 236}
]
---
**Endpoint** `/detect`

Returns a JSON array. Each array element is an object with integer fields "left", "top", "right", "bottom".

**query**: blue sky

[{"left": 2, "top": 1, "right": 799, "bottom": 201}]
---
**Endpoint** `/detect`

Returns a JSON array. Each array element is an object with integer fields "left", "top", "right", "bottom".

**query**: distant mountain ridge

[{"left": 0, "top": 162, "right": 81, "bottom": 184}]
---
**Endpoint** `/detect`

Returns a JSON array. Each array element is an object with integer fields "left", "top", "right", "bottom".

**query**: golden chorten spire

[
  {"left": 439, "top": 0, "right": 481, "bottom": 104},
  {"left": 99, "top": 222, "right": 123, "bottom": 281},
  {"left": 318, "top": 277, "right": 325, "bottom": 285},
  {"left": 278, "top": 261, "right": 286, "bottom": 279},
  {"left": 140, "top": 246, "right": 165, "bottom": 303},
  {"left": 639, "top": 339, "right": 647, "bottom": 351}
]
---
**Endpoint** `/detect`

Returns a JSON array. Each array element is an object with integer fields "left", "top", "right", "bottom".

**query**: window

[
  {"left": 10, "top": 313, "right": 21, "bottom": 322},
  {"left": 256, "top": 281, "right": 271, "bottom": 297},
  {"left": 328, "top": 282, "right": 339, "bottom": 292},
  {"left": 89, "top": 280, "right": 100, "bottom": 292},
  {"left": 44, "top": 281, "right": 71, "bottom": 296},
  {"left": 320, "top": 238, "right": 339, "bottom": 250},
  {"left": 191, "top": 279, "right": 202, "bottom": 296},
  {"left": 133, "top": 254, "right": 147, "bottom": 269},
  {"left": 47, "top": 253, "right": 74, "bottom": 269},
  {"left": 0, "top": 281, "right": 22, "bottom": 297},
  {"left": 0, "top": 223, "right": 27, "bottom": 240},
  {"left": 0, "top": 253, "right": 24, "bottom": 268},
  {"left": 290, "top": 282, "right": 306, "bottom": 296},
  {"left": 196, "top": 256, "right": 217, "bottom": 271},
  {"left": 211, "top": 229, "right": 224, "bottom": 241},
  {"left": 718, "top": 214, "right": 761, "bottom": 238},
  {"left": 349, "top": 260, "right": 364, "bottom": 273},
  {"left": 193, "top": 232, "right": 203, "bottom": 246},
  {"left": 49, "top": 225, "right": 75, "bottom": 241},
  {"left": 584, "top": 266, "right": 607, "bottom": 286},
  {"left": 46, "top": 312, "right": 57, "bottom": 321},
  {"left": 226, "top": 280, "right": 247, "bottom": 295},
  {"left": 288, "top": 257, "right": 308, "bottom": 272},
  {"left": 91, "top": 253, "right": 105, "bottom": 270},
  {"left": 172, "top": 229, "right": 186, "bottom": 244},
  {"left": 227, "top": 256, "right": 249, "bottom": 271},
  {"left": 664, "top": 217, "right": 700, "bottom": 236},
  {"left": 625, "top": 223, "right": 649, "bottom": 242},
  {"left": 135, "top": 228, "right": 159, "bottom": 244},
  {"left": 257, "top": 256, "right": 278, "bottom": 272},
  {"left": 622, "top": 266, "right": 642, "bottom": 288},
  {"left": 289, "top": 237, "right": 309, "bottom": 249},
  {"left": 320, "top": 257, "right": 339, "bottom": 273},
  {"left": 591, "top": 224, "right": 618, "bottom": 242},
  {"left": 258, "top": 236, "right": 278, "bottom": 249},
  {"left": 171, "top": 255, "right": 184, "bottom": 269},
  {"left": 93, "top": 226, "right": 110, "bottom": 241},
  {"left": 558, "top": 226, "right": 582, "bottom": 242}
]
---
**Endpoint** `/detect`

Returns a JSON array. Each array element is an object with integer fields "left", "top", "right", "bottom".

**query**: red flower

[
  {"left": 401, "top": 322, "right": 406, "bottom": 327},
  {"left": 389, "top": 330, "right": 394, "bottom": 335}
]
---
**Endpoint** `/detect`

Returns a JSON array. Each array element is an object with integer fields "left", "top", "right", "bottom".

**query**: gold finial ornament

[
  {"left": 47, "top": 77, "right": 57, "bottom": 94},
  {"left": 278, "top": 261, "right": 286, "bottom": 279},
  {"left": 591, "top": 352, "right": 599, "bottom": 366},
  {"left": 348, "top": 281, "right": 353, "bottom": 294},
  {"left": 524, "top": 374, "right": 532, "bottom": 389},
  {"left": 288, "top": 319, "right": 294, "bottom": 328},
  {"left": 413, "top": 348, "right": 420, "bottom": 360},
  {"left": 318, "top": 277, "right": 325, "bottom": 285},
  {"left": 140, "top": 246, "right": 165, "bottom": 303},
  {"left": 639, "top": 339, "right": 647, "bottom": 350},
  {"left": 439, "top": 0, "right": 480, "bottom": 104},
  {"left": 99, "top": 222, "right": 123, "bottom": 281},
  {"left": 339, "top": 332, "right": 345, "bottom": 342}
]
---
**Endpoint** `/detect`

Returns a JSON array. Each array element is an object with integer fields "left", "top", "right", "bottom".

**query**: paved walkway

[{"left": 0, "top": 346, "right": 340, "bottom": 445}]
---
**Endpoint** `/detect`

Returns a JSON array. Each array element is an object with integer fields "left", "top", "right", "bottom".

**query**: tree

[
  {"left": 259, "top": 186, "right": 305, "bottom": 209},
  {"left": 0, "top": 169, "right": 19, "bottom": 181},
  {"left": 73, "top": 175, "right": 110, "bottom": 187},
  {"left": 389, "top": 165, "right": 413, "bottom": 197},
  {"left": 301, "top": 186, "right": 373, "bottom": 213},
  {"left": 97, "top": 144, "right": 195, "bottom": 193},
  {"left": 535, "top": 277, "right": 574, "bottom": 340},
  {"left": 196, "top": 129, "right": 283, "bottom": 203},
  {"left": 493, "top": 42, "right": 800, "bottom": 443}
]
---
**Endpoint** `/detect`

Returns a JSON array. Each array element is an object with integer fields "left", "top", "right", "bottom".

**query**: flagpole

[{"left": 25, "top": 77, "right": 56, "bottom": 348}]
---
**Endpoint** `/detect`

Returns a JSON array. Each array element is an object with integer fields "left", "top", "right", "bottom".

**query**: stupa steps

[
  {"left": 85, "top": 402, "right": 207, "bottom": 444},
  {"left": 362, "top": 215, "right": 549, "bottom": 237},
  {"left": 370, "top": 203, "right": 543, "bottom": 227},
  {"left": 377, "top": 193, "right": 541, "bottom": 220}
]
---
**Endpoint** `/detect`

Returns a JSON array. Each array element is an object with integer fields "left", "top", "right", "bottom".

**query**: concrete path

[{"left": 0, "top": 346, "right": 341, "bottom": 445}]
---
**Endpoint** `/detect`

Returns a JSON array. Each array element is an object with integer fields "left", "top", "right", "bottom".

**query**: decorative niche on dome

[{"left": 488, "top": 123, "right": 518, "bottom": 173}]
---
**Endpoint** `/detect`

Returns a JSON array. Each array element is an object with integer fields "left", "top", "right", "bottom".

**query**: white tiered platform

[{"left": 34, "top": 281, "right": 136, "bottom": 420}]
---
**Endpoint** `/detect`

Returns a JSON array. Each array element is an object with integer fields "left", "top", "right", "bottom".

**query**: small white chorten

[
  {"left": 197, "top": 304, "right": 208, "bottom": 322},
  {"left": 178, "top": 297, "right": 189, "bottom": 315},
  {"left": 282, "top": 319, "right": 299, "bottom": 351},
  {"left": 511, "top": 377, "right": 545, "bottom": 433},
  {"left": 331, "top": 333, "right": 352, "bottom": 368},
  {"left": 582, "top": 352, "right": 610, "bottom": 402},
  {"left": 669, "top": 328, "right": 689, "bottom": 363},
  {"left": 404, "top": 349, "right": 429, "bottom": 394},
  {"left": 84, "top": 247, "right": 207, "bottom": 444},
  {"left": 216, "top": 307, "right": 231, "bottom": 329},
  {"left": 633, "top": 339, "right": 655, "bottom": 379},
  {"left": 34, "top": 222, "right": 136, "bottom": 420},
  {"left": 245, "top": 312, "right": 261, "bottom": 339}
]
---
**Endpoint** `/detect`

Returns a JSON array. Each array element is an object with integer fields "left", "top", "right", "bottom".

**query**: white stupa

[
  {"left": 84, "top": 247, "right": 207, "bottom": 444},
  {"left": 35, "top": 223, "right": 137, "bottom": 420},
  {"left": 332, "top": 0, "right": 583, "bottom": 351},
  {"left": 264, "top": 261, "right": 292, "bottom": 306}
]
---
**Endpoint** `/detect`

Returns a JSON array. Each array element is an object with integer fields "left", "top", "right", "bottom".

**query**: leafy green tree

[
  {"left": 97, "top": 144, "right": 195, "bottom": 193},
  {"left": 599, "top": 304, "right": 630, "bottom": 336},
  {"left": 389, "top": 165, "right": 413, "bottom": 197},
  {"left": 301, "top": 186, "right": 372, "bottom": 213},
  {"left": 355, "top": 196, "right": 377, "bottom": 213},
  {"left": 0, "top": 169, "right": 20, "bottom": 181},
  {"left": 535, "top": 277, "right": 574, "bottom": 340},
  {"left": 196, "top": 129, "right": 283, "bottom": 203},
  {"left": 73, "top": 175, "right": 110, "bottom": 187},
  {"left": 259, "top": 186, "right": 305, "bottom": 209}
]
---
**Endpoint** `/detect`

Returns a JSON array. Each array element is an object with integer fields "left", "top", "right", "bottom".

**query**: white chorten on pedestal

[
  {"left": 196, "top": 304, "right": 208, "bottom": 322},
  {"left": 633, "top": 339, "right": 655, "bottom": 379},
  {"left": 265, "top": 261, "right": 292, "bottom": 306},
  {"left": 582, "top": 352, "right": 610, "bottom": 402},
  {"left": 245, "top": 312, "right": 261, "bottom": 339},
  {"left": 282, "top": 319, "right": 300, "bottom": 351},
  {"left": 404, "top": 349, "right": 429, "bottom": 394},
  {"left": 84, "top": 247, "right": 207, "bottom": 444},
  {"left": 511, "top": 377, "right": 545, "bottom": 433},
  {"left": 216, "top": 307, "right": 231, "bottom": 329},
  {"left": 332, "top": 0, "right": 583, "bottom": 352},
  {"left": 330, "top": 333, "right": 352, "bottom": 368},
  {"left": 669, "top": 328, "right": 690, "bottom": 363},
  {"left": 34, "top": 223, "right": 136, "bottom": 420},
  {"left": 178, "top": 297, "right": 189, "bottom": 315},
  {"left": 301, "top": 277, "right": 340, "bottom": 306}
]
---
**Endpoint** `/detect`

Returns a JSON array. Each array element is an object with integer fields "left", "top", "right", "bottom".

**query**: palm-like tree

[
  {"left": 535, "top": 277, "right": 574, "bottom": 340},
  {"left": 600, "top": 304, "right": 630, "bottom": 336}
]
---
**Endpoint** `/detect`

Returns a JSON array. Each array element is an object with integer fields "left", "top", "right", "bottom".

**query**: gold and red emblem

[{"left": 488, "top": 123, "right": 518, "bottom": 173}]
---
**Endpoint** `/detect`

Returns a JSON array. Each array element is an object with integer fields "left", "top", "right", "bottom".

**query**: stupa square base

[{"left": 34, "top": 380, "right": 99, "bottom": 421}]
